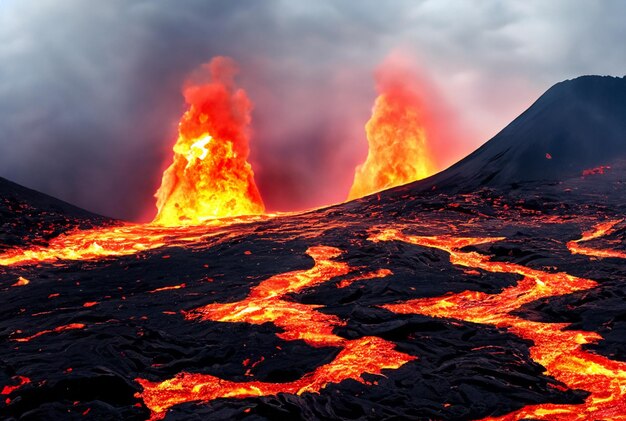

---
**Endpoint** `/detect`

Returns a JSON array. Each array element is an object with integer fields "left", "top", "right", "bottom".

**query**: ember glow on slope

[{"left": 2, "top": 1, "right": 626, "bottom": 220}]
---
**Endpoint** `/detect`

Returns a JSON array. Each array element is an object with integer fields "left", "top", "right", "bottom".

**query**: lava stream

[
  {"left": 372, "top": 225, "right": 626, "bottom": 420},
  {"left": 566, "top": 219, "right": 626, "bottom": 259},
  {"left": 137, "top": 336, "right": 411, "bottom": 418},
  {"left": 136, "top": 246, "right": 415, "bottom": 420},
  {"left": 0, "top": 215, "right": 266, "bottom": 267}
]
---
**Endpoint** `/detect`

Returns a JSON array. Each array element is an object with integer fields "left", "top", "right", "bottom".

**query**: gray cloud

[{"left": 0, "top": 0, "right": 625, "bottom": 219}]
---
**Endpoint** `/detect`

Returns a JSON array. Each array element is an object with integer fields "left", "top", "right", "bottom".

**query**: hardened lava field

[
  {"left": 2, "top": 162, "right": 626, "bottom": 420},
  {"left": 3, "top": 76, "right": 626, "bottom": 420}
]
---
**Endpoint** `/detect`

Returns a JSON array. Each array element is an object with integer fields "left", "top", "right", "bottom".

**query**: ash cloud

[{"left": 0, "top": 0, "right": 625, "bottom": 220}]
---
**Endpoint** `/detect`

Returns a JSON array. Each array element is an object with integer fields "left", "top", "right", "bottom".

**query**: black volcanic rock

[
  {"left": 0, "top": 177, "right": 112, "bottom": 251},
  {"left": 2, "top": 76, "right": 626, "bottom": 420},
  {"left": 405, "top": 75, "right": 626, "bottom": 193}
]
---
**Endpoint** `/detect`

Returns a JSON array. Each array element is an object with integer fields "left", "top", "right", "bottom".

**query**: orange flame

[
  {"left": 348, "top": 59, "right": 436, "bottom": 200},
  {"left": 153, "top": 57, "right": 264, "bottom": 226}
]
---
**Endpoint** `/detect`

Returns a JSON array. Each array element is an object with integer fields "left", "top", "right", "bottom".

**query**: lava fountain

[
  {"left": 153, "top": 57, "right": 264, "bottom": 226},
  {"left": 347, "top": 59, "right": 437, "bottom": 200}
]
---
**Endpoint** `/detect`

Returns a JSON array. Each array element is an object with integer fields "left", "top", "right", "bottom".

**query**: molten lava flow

[
  {"left": 1, "top": 376, "right": 30, "bottom": 396},
  {"left": 11, "top": 323, "right": 85, "bottom": 343},
  {"left": 153, "top": 57, "right": 264, "bottom": 226},
  {"left": 0, "top": 216, "right": 266, "bottom": 267},
  {"left": 137, "top": 246, "right": 415, "bottom": 420},
  {"left": 347, "top": 63, "right": 436, "bottom": 200},
  {"left": 137, "top": 337, "right": 410, "bottom": 418},
  {"left": 371, "top": 227, "right": 626, "bottom": 420},
  {"left": 567, "top": 219, "right": 626, "bottom": 259},
  {"left": 187, "top": 246, "right": 350, "bottom": 347},
  {"left": 336, "top": 268, "right": 392, "bottom": 288}
]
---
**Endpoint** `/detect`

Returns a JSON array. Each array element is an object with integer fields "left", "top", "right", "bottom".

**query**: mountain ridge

[{"left": 389, "top": 75, "right": 626, "bottom": 196}]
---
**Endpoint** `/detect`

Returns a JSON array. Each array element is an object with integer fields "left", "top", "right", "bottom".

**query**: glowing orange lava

[
  {"left": 0, "top": 215, "right": 267, "bottom": 267},
  {"left": 11, "top": 276, "right": 29, "bottom": 286},
  {"left": 567, "top": 219, "right": 626, "bottom": 259},
  {"left": 11, "top": 323, "right": 85, "bottom": 343},
  {"left": 187, "top": 246, "right": 350, "bottom": 347},
  {"left": 153, "top": 57, "right": 264, "bottom": 226},
  {"left": 371, "top": 224, "right": 626, "bottom": 420},
  {"left": 137, "top": 337, "right": 411, "bottom": 419},
  {"left": 348, "top": 64, "right": 436, "bottom": 200},
  {"left": 136, "top": 246, "right": 415, "bottom": 420}
]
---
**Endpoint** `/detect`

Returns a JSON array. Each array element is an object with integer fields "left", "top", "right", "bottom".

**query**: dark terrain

[{"left": 1, "top": 76, "right": 626, "bottom": 420}]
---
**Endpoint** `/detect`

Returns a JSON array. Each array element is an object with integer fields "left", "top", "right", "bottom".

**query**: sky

[{"left": 0, "top": 0, "right": 625, "bottom": 220}]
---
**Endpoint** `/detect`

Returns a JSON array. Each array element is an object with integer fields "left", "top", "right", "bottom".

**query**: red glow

[
  {"left": 582, "top": 165, "right": 611, "bottom": 177},
  {"left": 12, "top": 323, "right": 85, "bottom": 343},
  {"left": 1, "top": 376, "right": 30, "bottom": 395}
]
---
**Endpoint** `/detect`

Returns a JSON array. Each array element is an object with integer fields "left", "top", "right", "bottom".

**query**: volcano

[{"left": 2, "top": 75, "right": 626, "bottom": 420}]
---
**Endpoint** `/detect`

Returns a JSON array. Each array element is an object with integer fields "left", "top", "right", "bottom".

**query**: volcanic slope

[
  {"left": 396, "top": 75, "right": 626, "bottom": 193},
  {"left": 0, "top": 177, "right": 112, "bottom": 252},
  {"left": 2, "top": 76, "right": 626, "bottom": 420}
]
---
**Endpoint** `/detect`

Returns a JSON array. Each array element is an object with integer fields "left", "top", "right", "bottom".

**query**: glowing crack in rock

[
  {"left": 566, "top": 219, "right": 626, "bottom": 259},
  {"left": 371, "top": 223, "right": 626, "bottom": 420},
  {"left": 136, "top": 246, "right": 415, "bottom": 420}
]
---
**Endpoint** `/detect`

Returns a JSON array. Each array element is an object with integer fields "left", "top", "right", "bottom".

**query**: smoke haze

[{"left": 0, "top": 0, "right": 625, "bottom": 219}]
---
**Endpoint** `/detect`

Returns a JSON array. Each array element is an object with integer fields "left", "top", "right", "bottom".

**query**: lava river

[
  {"left": 2, "top": 207, "right": 626, "bottom": 419},
  {"left": 374, "top": 221, "right": 626, "bottom": 420}
]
